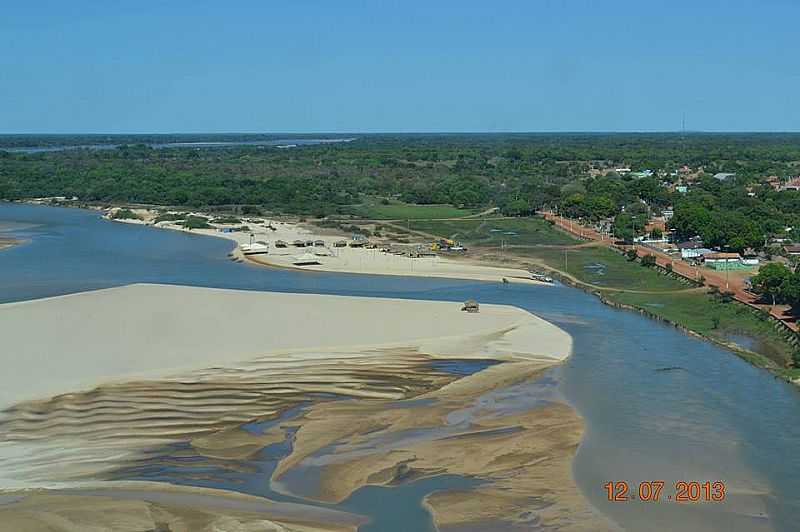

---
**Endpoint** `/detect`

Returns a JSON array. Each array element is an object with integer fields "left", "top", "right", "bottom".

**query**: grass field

[
  {"left": 352, "top": 202, "right": 477, "bottom": 220},
  {"left": 409, "top": 218, "right": 579, "bottom": 246},
  {"left": 516, "top": 246, "right": 688, "bottom": 291},
  {"left": 607, "top": 290, "right": 795, "bottom": 369}
]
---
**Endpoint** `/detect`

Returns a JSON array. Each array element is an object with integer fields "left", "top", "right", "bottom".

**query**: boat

[
  {"left": 531, "top": 272, "right": 554, "bottom": 283},
  {"left": 240, "top": 242, "right": 269, "bottom": 255}
]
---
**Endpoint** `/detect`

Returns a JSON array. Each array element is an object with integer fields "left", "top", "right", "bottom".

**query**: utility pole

[{"left": 725, "top": 262, "right": 730, "bottom": 291}]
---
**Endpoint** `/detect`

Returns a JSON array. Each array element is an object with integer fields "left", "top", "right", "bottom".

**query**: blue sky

[{"left": 1, "top": 1, "right": 798, "bottom": 133}]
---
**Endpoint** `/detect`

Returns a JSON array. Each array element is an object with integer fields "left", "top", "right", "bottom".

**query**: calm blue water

[{"left": 1, "top": 202, "right": 799, "bottom": 531}]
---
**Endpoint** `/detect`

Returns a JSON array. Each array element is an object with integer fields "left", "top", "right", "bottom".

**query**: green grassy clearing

[
  {"left": 516, "top": 246, "right": 687, "bottom": 291},
  {"left": 409, "top": 217, "right": 579, "bottom": 247},
  {"left": 352, "top": 201, "right": 477, "bottom": 220}
]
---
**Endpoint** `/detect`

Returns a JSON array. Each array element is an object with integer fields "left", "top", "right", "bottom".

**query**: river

[
  {"left": 1, "top": 202, "right": 799, "bottom": 531},
  {"left": 0, "top": 137, "right": 356, "bottom": 153}
]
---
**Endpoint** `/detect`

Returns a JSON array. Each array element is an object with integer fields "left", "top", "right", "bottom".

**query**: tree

[
  {"left": 502, "top": 196, "right": 532, "bottom": 216},
  {"left": 613, "top": 213, "right": 635, "bottom": 243},
  {"left": 670, "top": 201, "right": 713, "bottom": 240},
  {"left": 584, "top": 194, "right": 617, "bottom": 220},
  {"left": 780, "top": 273, "right": 800, "bottom": 310},
  {"left": 751, "top": 262, "right": 792, "bottom": 307},
  {"left": 560, "top": 192, "right": 587, "bottom": 218},
  {"left": 702, "top": 211, "right": 762, "bottom": 252},
  {"left": 640, "top": 254, "right": 657, "bottom": 267},
  {"left": 650, "top": 227, "right": 663, "bottom": 240}
]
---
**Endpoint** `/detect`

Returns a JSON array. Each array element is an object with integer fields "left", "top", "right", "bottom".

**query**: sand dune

[
  {"left": 0, "top": 283, "right": 584, "bottom": 531},
  {"left": 0, "top": 284, "right": 570, "bottom": 409},
  {"left": 0, "top": 284, "right": 570, "bottom": 485}
]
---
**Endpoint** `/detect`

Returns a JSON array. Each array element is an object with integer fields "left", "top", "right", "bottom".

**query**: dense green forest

[{"left": 2, "top": 133, "right": 800, "bottom": 239}]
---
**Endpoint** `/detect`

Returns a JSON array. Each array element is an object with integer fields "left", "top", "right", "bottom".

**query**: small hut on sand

[{"left": 461, "top": 299, "right": 479, "bottom": 313}]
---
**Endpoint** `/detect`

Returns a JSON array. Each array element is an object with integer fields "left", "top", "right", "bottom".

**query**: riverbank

[
  {"left": 401, "top": 215, "right": 800, "bottom": 384},
  {"left": 0, "top": 284, "right": 611, "bottom": 531},
  {"left": 102, "top": 207, "right": 547, "bottom": 285}
]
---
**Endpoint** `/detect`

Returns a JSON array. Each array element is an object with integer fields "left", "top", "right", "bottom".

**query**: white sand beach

[
  {"left": 0, "top": 284, "right": 570, "bottom": 410},
  {"left": 249, "top": 243, "right": 543, "bottom": 284},
  {"left": 106, "top": 209, "right": 545, "bottom": 284}
]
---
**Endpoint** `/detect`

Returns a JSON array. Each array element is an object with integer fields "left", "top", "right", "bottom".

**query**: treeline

[
  {"left": 669, "top": 177, "right": 800, "bottom": 252},
  {"left": 752, "top": 263, "right": 800, "bottom": 309},
  {"left": 2, "top": 134, "right": 800, "bottom": 223}
]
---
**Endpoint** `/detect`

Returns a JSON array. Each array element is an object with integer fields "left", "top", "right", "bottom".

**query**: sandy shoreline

[{"left": 105, "top": 208, "right": 548, "bottom": 285}]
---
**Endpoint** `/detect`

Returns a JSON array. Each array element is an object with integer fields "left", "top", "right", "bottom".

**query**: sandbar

[{"left": 0, "top": 283, "right": 570, "bottom": 411}]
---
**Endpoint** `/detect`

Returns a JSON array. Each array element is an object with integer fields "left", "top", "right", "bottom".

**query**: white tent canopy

[{"left": 293, "top": 252, "right": 321, "bottom": 265}]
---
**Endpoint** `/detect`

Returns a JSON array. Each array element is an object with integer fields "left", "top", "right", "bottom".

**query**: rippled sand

[{"left": 0, "top": 284, "right": 604, "bottom": 531}]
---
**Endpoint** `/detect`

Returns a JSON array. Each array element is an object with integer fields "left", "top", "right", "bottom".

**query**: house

[
  {"left": 630, "top": 169, "right": 654, "bottom": 178},
  {"left": 703, "top": 252, "right": 744, "bottom": 270},
  {"left": 676, "top": 185, "right": 688, "bottom": 194},
  {"left": 781, "top": 177, "right": 800, "bottom": 191},
  {"left": 645, "top": 219, "right": 666, "bottom": 233},
  {"left": 765, "top": 175, "right": 782, "bottom": 190},
  {"left": 783, "top": 244, "right": 800, "bottom": 256},
  {"left": 713, "top": 173, "right": 736, "bottom": 181},
  {"left": 677, "top": 241, "right": 712, "bottom": 259}
]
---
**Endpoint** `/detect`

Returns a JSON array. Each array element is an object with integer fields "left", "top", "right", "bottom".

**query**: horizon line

[{"left": 2, "top": 130, "right": 800, "bottom": 136}]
